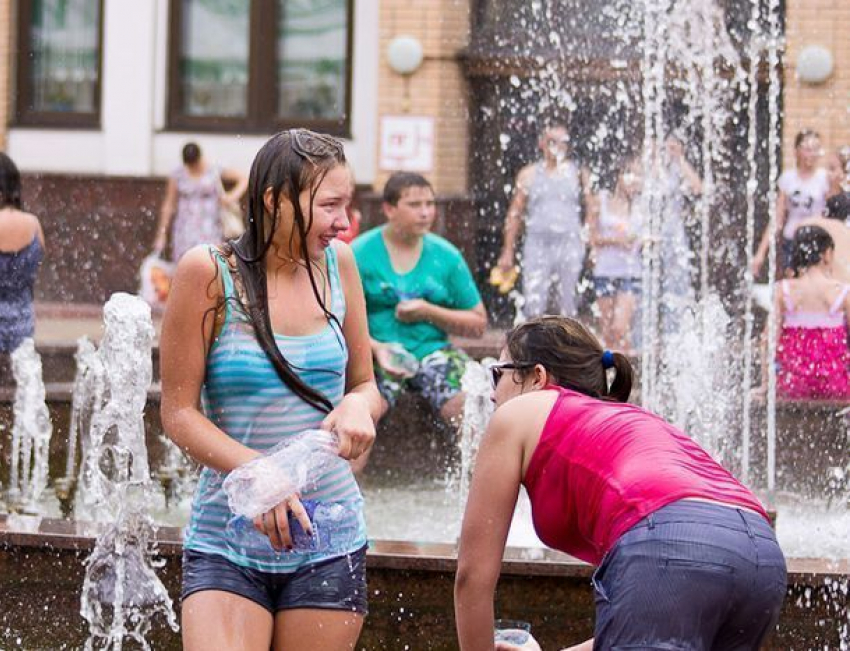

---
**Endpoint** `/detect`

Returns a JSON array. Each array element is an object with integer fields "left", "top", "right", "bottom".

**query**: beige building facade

[
  {"left": 0, "top": 3, "right": 846, "bottom": 190},
  {"left": 782, "top": 0, "right": 849, "bottom": 166},
  {"left": 375, "top": 1, "right": 471, "bottom": 195}
]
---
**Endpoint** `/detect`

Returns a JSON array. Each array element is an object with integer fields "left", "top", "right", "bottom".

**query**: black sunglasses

[{"left": 488, "top": 361, "right": 536, "bottom": 390}]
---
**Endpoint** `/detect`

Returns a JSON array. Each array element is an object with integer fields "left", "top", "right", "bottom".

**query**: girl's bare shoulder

[{"left": 491, "top": 390, "right": 560, "bottom": 429}]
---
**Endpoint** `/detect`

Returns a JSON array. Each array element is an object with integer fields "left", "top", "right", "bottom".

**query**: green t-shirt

[{"left": 352, "top": 226, "right": 482, "bottom": 359}]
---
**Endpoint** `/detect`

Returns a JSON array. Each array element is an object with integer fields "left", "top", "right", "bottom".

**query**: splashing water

[
  {"left": 54, "top": 337, "right": 104, "bottom": 514},
  {"left": 77, "top": 295, "right": 153, "bottom": 523},
  {"left": 154, "top": 435, "right": 197, "bottom": 512},
  {"left": 81, "top": 509, "right": 178, "bottom": 651},
  {"left": 67, "top": 337, "right": 102, "bottom": 483},
  {"left": 6, "top": 338, "right": 53, "bottom": 513},
  {"left": 457, "top": 359, "right": 495, "bottom": 509},
  {"left": 656, "top": 294, "right": 737, "bottom": 460},
  {"left": 77, "top": 293, "right": 178, "bottom": 649},
  {"left": 454, "top": 359, "right": 543, "bottom": 550}
]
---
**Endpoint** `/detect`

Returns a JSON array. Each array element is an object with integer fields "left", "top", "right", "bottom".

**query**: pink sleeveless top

[
  {"left": 523, "top": 388, "right": 768, "bottom": 565},
  {"left": 777, "top": 280, "right": 850, "bottom": 399}
]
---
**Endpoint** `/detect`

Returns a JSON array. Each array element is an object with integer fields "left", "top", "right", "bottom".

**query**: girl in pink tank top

[
  {"left": 455, "top": 316, "right": 785, "bottom": 651},
  {"left": 774, "top": 225, "right": 850, "bottom": 399}
]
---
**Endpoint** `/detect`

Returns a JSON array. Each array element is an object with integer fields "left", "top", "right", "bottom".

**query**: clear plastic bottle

[
  {"left": 385, "top": 343, "right": 420, "bottom": 377},
  {"left": 225, "top": 500, "right": 360, "bottom": 555}
]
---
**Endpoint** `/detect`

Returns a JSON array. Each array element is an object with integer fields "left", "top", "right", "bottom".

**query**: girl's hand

[
  {"left": 321, "top": 393, "right": 376, "bottom": 460},
  {"left": 373, "top": 341, "right": 411, "bottom": 378},
  {"left": 253, "top": 493, "right": 312, "bottom": 551},
  {"left": 395, "top": 298, "right": 430, "bottom": 323}
]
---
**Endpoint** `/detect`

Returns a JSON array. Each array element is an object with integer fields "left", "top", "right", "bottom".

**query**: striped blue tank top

[{"left": 183, "top": 244, "right": 368, "bottom": 572}]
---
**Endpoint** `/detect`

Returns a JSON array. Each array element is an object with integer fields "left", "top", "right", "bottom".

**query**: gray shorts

[
  {"left": 592, "top": 500, "right": 786, "bottom": 649},
  {"left": 181, "top": 545, "right": 368, "bottom": 615}
]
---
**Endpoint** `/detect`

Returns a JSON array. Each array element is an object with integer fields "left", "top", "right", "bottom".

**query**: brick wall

[
  {"left": 783, "top": 0, "right": 850, "bottom": 165},
  {"left": 376, "top": 1, "right": 471, "bottom": 195}
]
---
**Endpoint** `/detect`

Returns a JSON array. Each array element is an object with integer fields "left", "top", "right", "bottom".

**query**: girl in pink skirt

[{"left": 775, "top": 225, "right": 850, "bottom": 399}]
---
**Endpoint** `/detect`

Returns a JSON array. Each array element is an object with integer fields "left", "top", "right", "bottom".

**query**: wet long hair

[
  {"left": 224, "top": 130, "right": 346, "bottom": 413},
  {"left": 505, "top": 315, "right": 633, "bottom": 402},
  {"left": 789, "top": 225, "right": 834, "bottom": 276},
  {"left": 0, "top": 152, "right": 22, "bottom": 209}
]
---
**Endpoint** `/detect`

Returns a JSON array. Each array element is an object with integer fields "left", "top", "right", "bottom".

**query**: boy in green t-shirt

[{"left": 352, "top": 172, "right": 487, "bottom": 433}]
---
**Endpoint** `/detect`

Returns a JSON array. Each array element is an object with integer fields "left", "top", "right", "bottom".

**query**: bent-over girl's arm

[
  {"left": 455, "top": 406, "right": 526, "bottom": 651},
  {"left": 159, "top": 246, "right": 260, "bottom": 472}
]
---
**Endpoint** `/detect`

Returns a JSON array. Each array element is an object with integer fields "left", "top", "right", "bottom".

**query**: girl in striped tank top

[{"left": 160, "top": 130, "right": 383, "bottom": 650}]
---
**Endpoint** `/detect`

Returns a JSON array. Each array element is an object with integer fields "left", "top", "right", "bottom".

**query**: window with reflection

[
  {"left": 277, "top": 0, "right": 348, "bottom": 121},
  {"left": 16, "top": 0, "right": 103, "bottom": 127},
  {"left": 178, "top": 0, "right": 250, "bottom": 119},
  {"left": 168, "top": 0, "right": 351, "bottom": 134}
]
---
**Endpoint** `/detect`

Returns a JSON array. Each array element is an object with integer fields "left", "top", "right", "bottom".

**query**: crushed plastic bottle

[
  {"left": 223, "top": 430, "right": 362, "bottom": 556},
  {"left": 385, "top": 343, "right": 420, "bottom": 377},
  {"left": 225, "top": 499, "right": 360, "bottom": 555},
  {"left": 223, "top": 430, "right": 342, "bottom": 519}
]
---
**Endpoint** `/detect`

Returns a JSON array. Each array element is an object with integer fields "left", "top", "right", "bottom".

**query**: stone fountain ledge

[
  {"left": 1, "top": 514, "right": 847, "bottom": 579},
  {"left": 1, "top": 514, "right": 848, "bottom": 650},
  {"left": 0, "top": 514, "right": 589, "bottom": 576}
]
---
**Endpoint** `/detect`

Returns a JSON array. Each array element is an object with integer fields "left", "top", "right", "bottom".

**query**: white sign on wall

[{"left": 379, "top": 116, "right": 434, "bottom": 172}]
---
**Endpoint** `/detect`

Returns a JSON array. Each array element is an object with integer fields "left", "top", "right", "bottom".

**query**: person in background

[
  {"left": 160, "top": 130, "right": 382, "bottom": 651},
  {"left": 0, "top": 152, "right": 45, "bottom": 354},
  {"left": 495, "top": 123, "right": 591, "bottom": 319},
  {"left": 823, "top": 146, "right": 850, "bottom": 224},
  {"left": 352, "top": 172, "right": 486, "bottom": 438},
  {"left": 455, "top": 316, "right": 786, "bottom": 651},
  {"left": 587, "top": 157, "right": 644, "bottom": 352},
  {"left": 752, "top": 129, "right": 829, "bottom": 276},
  {"left": 766, "top": 225, "right": 850, "bottom": 400},
  {"left": 797, "top": 148, "right": 850, "bottom": 284},
  {"left": 153, "top": 142, "right": 248, "bottom": 262},
  {"left": 655, "top": 132, "right": 703, "bottom": 309}
]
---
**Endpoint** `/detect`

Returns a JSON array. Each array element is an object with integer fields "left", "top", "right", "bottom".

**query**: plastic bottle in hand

[
  {"left": 385, "top": 343, "right": 419, "bottom": 377},
  {"left": 225, "top": 499, "right": 360, "bottom": 555},
  {"left": 223, "top": 430, "right": 342, "bottom": 518}
]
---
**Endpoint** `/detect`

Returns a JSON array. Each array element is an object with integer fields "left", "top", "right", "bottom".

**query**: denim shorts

[
  {"left": 593, "top": 276, "right": 641, "bottom": 299},
  {"left": 181, "top": 545, "right": 368, "bottom": 615},
  {"left": 592, "top": 500, "right": 787, "bottom": 650}
]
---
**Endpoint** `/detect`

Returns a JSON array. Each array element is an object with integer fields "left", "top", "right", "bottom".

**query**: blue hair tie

[{"left": 601, "top": 350, "right": 615, "bottom": 370}]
